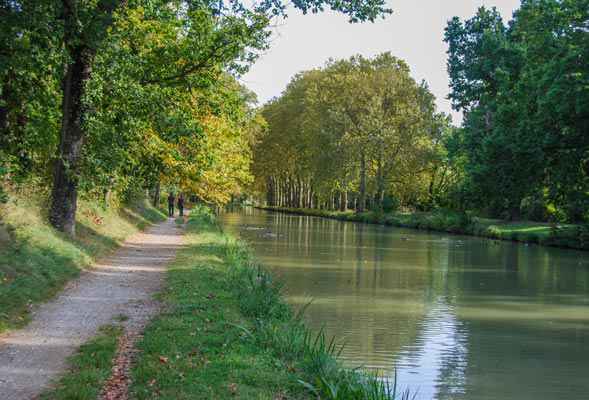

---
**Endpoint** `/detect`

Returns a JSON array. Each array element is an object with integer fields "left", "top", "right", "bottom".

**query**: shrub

[
  {"left": 521, "top": 193, "right": 548, "bottom": 222},
  {"left": 382, "top": 195, "right": 399, "bottom": 213}
]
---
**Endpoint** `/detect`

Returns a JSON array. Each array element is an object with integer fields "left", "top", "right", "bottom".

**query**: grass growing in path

[
  {"left": 261, "top": 206, "right": 589, "bottom": 251},
  {"left": 39, "top": 325, "right": 123, "bottom": 400},
  {"left": 0, "top": 194, "right": 166, "bottom": 332},
  {"left": 130, "top": 206, "right": 410, "bottom": 400}
]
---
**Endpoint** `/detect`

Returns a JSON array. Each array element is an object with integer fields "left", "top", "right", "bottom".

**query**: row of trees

[
  {"left": 253, "top": 0, "right": 588, "bottom": 223},
  {"left": 0, "top": 0, "right": 390, "bottom": 236},
  {"left": 252, "top": 53, "right": 457, "bottom": 213}
]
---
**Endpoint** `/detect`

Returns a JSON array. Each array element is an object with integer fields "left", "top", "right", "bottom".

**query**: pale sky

[{"left": 240, "top": 0, "right": 521, "bottom": 125}]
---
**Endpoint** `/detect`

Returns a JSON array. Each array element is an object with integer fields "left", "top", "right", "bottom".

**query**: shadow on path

[{"left": 0, "top": 218, "right": 184, "bottom": 400}]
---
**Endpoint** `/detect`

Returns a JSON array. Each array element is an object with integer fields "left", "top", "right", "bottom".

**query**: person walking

[
  {"left": 167, "top": 192, "right": 175, "bottom": 217},
  {"left": 178, "top": 193, "right": 185, "bottom": 217}
]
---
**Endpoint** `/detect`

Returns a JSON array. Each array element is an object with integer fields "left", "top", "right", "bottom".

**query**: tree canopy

[
  {"left": 445, "top": 0, "right": 589, "bottom": 221},
  {"left": 0, "top": 0, "right": 391, "bottom": 235},
  {"left": 251, "top": 53, "right": 454, "bottom": 212}
]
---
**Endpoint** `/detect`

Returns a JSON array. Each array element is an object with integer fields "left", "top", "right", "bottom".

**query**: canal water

[{"left": 218, "top": 208, "right": 589, "bottom": 400}]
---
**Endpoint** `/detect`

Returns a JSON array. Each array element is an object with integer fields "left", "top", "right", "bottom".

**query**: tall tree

[
  {"left": 43, "top": 0, "right": 391, "bottom": 236},
  {"left": 445, "top": 1, "right": 588, "bottom": 221},
  {"left": 252, "top": 53, "right": 442, "bottom": 212}
]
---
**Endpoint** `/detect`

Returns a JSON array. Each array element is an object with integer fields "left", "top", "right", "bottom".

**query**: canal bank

[
  {"left": 258, "top": 206, "right": 589, "bottom": 251},
  {"left": 220, "top": 207, "right": 589, "bottom": 400},
  {"left": 124, "top": 207, "right": 405, "bottom": 400}
]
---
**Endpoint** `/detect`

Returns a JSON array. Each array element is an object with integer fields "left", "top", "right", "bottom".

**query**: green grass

[
  {"left": 261, "top": 206, "right": 589, "bottom": 251},
  {"left": 39, "top": 324, "right": 123, "bottom": 400},
  {"left": 130, "top": 206, "right": 410, "bottom": 400},
  {"left": 0, "top": 194, "right": 166, "bottom": 333}
]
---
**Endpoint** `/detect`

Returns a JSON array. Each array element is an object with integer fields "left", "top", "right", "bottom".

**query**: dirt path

[{"left": 0, "top": 218, "right": 183, "bottom": 400}]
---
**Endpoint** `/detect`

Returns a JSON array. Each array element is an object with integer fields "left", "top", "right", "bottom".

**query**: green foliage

[
  {"left": 1, "top": 0, "right": 391, "bottom": 233},
  {"left": 382, "top": 195, "right": 399, "bottom": 213},
  {"left": 445, "top": 1, "right": 589, "bottom": 222},
  {"left": 253, "top": 53, "right": 453, "bottom": 213},
  {"left": 0, "top": 1, "right": 63, "bottom": 184}
]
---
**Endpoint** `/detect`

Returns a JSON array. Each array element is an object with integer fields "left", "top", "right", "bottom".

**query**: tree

[
  {"left": 252, "top": 53, "right": 442, "bottom": 213},
  {"left": 28, "top": 0, "right": 390, "bottom": 236},
  {"left": 445, "top": 1, "right": 588, "bottom": 221},
  {"left": 0, "top": 1, "right": 62, "bottom": 183}
]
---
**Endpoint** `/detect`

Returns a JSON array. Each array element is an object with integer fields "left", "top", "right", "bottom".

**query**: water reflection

[
  {"left": 394, "top": 300, "right": 468, "bottom": 400},
  {"left": 219, "top": 208, "right": 589, "bottom": 400}
]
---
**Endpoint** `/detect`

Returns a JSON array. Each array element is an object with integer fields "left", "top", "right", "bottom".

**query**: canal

[{"left": 219, "top": 208, "right": 589, "bottom": 400}]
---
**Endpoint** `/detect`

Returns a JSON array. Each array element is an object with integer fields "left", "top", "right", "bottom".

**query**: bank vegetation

[{"left": 251, "top": 0, "right": 589, "bottom": 234}]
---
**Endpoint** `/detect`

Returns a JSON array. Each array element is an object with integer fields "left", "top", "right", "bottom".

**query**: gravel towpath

[{"left": 0, "top": 218, "right": 183, "bottom": 400}]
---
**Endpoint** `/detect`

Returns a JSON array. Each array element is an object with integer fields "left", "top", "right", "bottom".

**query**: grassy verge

[
  {"left": 260, "top": 206, "right": 589, "bottom": 251},
  {"left": 39, "top": 324, "right": 123, "bottom": 400},
  {"left": 0, "top": 194, "right": 166, "bottom": 333},
  {"left": 130, "top": 206, "right": 409, "bottom": 400}
]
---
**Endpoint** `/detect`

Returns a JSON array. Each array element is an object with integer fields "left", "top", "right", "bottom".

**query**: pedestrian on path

[
  {"left": 178, "top": 193, "right": 185, "bottom": 217},
  {"left": 167, "top": 192, "right": 175, "bottom": 217}
]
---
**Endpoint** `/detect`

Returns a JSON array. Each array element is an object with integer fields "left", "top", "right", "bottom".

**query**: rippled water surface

[{"left": 219, "top": 208, "right": 589, "bottom": 400}]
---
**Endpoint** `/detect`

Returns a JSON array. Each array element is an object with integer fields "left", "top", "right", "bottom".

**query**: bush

[
  {"left": 521, "top": 193, "right": 548, "bottom": 222},
  {"left": 382, "top": 195, "right": 399, "bottom": 213},
  {"left": 563, "top": 193, "right": 589, "bottom": 223}
]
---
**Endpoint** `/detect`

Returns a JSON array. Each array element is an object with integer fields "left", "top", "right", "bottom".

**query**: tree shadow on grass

[
  {"left": 73, "top": 222, "right": 121, "bottom": 258},
  {"left": 0, "top": 236, "right": 83, "bottom": 331},
  {"left": 1, "top": 203, "right": 166, "bottom": 333}
]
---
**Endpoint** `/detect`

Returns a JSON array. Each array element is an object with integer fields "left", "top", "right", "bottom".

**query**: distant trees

[
  {"left": 254, "top": 0, "right": 588, "bottom": 223},
  {"left": 252, "top": 53, "right": 453, "bottom": 212},
  {"left": 445, "top": 0, "right": 589, "bottom": 222},
  {"left": 1, "top": 0, "right": 391, "bottom": 236}
]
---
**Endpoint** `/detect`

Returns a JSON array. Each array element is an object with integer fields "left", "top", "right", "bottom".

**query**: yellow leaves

[
  {"left": 148, "top": 96, "right": 254, "bottom": 204},
  {"left": 114, "top": 6, "right": 185, "bottom": 60}
]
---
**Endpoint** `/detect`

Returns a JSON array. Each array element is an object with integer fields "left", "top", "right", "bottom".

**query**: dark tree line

[{"left": 445, "top": 0, "right": 589, "bottom": 222}]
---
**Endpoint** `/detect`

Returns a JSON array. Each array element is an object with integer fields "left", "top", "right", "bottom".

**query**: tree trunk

[
  {"left": 508, "top": 203, "right": 521, "bottom": 221},
  {"left": 358, "top": 150, "right": 367, "bottom": 213},
  {"left": 340, "top": 191, "right": 347, "bottom": 211},
  {"left": 267, "top": 176, "right": 274, "bottom": 206},
  {"left": 49, "top": 0, "right": 122, "bottom": 236},
  {"left": 297, "top": 178, "right": 303, "bottom": 208},
  {"left": 152, "top": 179, "right": 161, "bottom": 207},
  {"left": 0, "top": 77, "right": 10, "bottom": 135},
  {"left": 427, "top": 167, "right": 437, "bottom": 208},
  {"left": 49, "top": 46, "right": 95, "bottom": 236},
  {"left": 376, "top": 150, "right": 385, "bottom": 210}
]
